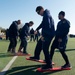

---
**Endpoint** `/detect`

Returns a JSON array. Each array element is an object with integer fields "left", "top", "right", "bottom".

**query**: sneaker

[
  {"left": 7, "top": 51, "right": 11, "bottom": 54},
  {"left": 30, "top": 57, "right": 39, "bottom": 61},
  {"left": 12, "top": 49, "right": 16, "bottom": 53},
  {"left": 41, "top": 65, "right": 52, "bottom": 70},
  {"left": 18, "top": 50, "right": 23, "bottom": 53},
  {"left": 61, "top": 64, "right": 72, "bottom": 69},
  {"left": 23, "top": 52, "right": 29, "bottom": 55}
]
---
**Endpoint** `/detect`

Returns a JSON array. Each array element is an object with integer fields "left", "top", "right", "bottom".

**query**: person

[
  {"left": 6, "top": 29, "right": 9, "bottom": 40},
  {"left": 7, "top": 20, "right": 21, "bottom": 53},
  {"left": 30, "top": 6, "right": 55, "bottom": 69},
  {"left": 34, "top": 30, "right": 40, "bottom": 42},
  {"left": 30, "top": 28, "right": 35, "bottom": 42},
  {"left": 18, "top": 21, "right": 34, "bottom": 54},
  {"left": 50, "top": 11, "right": 71, "bottom": 68}
]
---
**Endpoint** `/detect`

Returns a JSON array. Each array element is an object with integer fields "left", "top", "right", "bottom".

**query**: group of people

[
  {"left": 30, "top": 28, "right": 40, "bottom": 42},
  {"left": 7, "top": 20, "right": 34, "bottom": 54},
  {"left": 7, "top": 6, "right": 71, "bottom": 70}
]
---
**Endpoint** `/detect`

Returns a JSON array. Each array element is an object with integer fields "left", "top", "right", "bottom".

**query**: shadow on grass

[
  {"left": 0, "top": 49, "right": 74, "bottom": 58},
  {"left": 5, "top": 65, "right": 64, "bottom": 75},
  {"left": 0, "top": 53, "right": 14, "bottom": 58},
  {"left": 55, "top": 49, "right": 75, "bottom": 52}
]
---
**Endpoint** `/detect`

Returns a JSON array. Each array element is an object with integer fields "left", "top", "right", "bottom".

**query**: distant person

[
  {"left": 30, "top": 6, "right": 55, "bottom": 69},
  {"left": 30, "top": 28, "right": 35, "bottom": 42},
  {"left": 34, "top": 31, "right": 40, "bottom": 42},
  {"left": 6, "top": 29, "right": 9, "bottom": 40},
  {"left": 50, "top": 11, "right": 71, "bottom": 68},
  {"left": 7, "top": 20, "right": 21, "bottom": 53},
  {"left": 18, "top": 21, "right": 34, "bottom": 54}
]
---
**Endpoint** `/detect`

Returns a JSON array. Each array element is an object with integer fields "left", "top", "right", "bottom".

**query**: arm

[
  {"left": 24, "top": 24, "right": 30, "bottom": 37},
  {"left": 36, "top": 10, "right": 50, "bottom": 31},
  {"left": 36, "top": 22, "right": 43, "bottom": 31}
]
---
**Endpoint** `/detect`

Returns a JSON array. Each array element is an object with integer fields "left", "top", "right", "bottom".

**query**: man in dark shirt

[
  {"left": 50, "top": 11, "right": 71, "bottom": 68},
  {"left": 7, "top": 20, "right": 21, "bottom": 53},
  {"left": 18, "top": 21, "right": 34, "bottom": 54},
  {"left": 30, "top": 6, "right": 55, "bottom": 69}
]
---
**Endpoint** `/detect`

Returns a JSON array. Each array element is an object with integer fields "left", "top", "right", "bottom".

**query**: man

[
  {"left": 18, "top": 21, "right": 34, "bottom": 54},
  {"left": 6, "top": 29, "right": 9, "bottom": 40},
  {"left": 50, "top": 11, "right": 71, "bottom": 68},
  {"left": 30, "top": 28, "right": 35, "bottom": 42},
  {"left": 30, "top": 6, "right": 55, "bottom": 69},
  {"left": 7, "top": 20, "right": 21, "bottom": 53}
]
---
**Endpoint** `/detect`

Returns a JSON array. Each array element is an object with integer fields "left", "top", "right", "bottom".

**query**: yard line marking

[{"left": 0, "top": 56, "right": 18, "bottom": 75}]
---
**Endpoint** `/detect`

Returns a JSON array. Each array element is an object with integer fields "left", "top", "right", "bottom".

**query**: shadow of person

[
  {"left": 5, "top": 65, "right": 43, "bottom": 75},
  {"left": 0, "top": 53, "right": 15, "bottom": 58},
  {"left": 5, "top": 64, "right": 66, "bottom": 75},
  {"left": 55, "top": 49, "right": 75, "bottom": 52}
]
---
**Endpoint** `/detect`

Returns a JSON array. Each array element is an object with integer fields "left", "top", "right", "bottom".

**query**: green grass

[
  {"left": 0, "top": 38, "right": 75, "bottom": 75},
  {"left": 0, "top": 40, "right": 20, "bottom": 71},
  {"left": 0, "top": 40, "right": 12, "bottom": 71}
]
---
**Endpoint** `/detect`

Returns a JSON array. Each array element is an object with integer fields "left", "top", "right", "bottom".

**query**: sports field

[{"left": 0, "top": 38, "right": 75, "bottom": 75}]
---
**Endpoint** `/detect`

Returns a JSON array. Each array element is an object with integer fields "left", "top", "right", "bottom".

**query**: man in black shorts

[{"left": 50, "top": 11, "right": 71, "bottom": 68}]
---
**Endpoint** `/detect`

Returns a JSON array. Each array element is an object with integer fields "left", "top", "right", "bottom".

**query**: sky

[{"left": 0, "top": 0, "right": 75, "bottom": 34}]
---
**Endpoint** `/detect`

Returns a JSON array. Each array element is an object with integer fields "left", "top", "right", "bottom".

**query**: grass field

[{"left": 0, "top": 38, "right": 75, "bottom": 75}]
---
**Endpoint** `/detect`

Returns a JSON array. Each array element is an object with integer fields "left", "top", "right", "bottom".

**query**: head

[
  {"left": 17, "top": 20, "right": 21, "bottom": 25},
  {"left": 58, "top": 11, "right": 65, "bottom": 20},
  {"left": 36, "top": 6, "right": 44, "bottom": 16},
  {"left": 29, "top": 21, "right": 34, "bottom": 27}
]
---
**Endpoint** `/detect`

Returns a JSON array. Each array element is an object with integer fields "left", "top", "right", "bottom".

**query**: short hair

[
  {"left": 29, "top": 21, "right": 34, "bottom": 24},
  {"left": 59, "top": 11, "right": 65, "bottom": 16},
  {"left": 36, "top": 6, "right": 43, "bottom": 12},
  {"left": 18, "top": 20, "right": 21, "bottom": 22}
]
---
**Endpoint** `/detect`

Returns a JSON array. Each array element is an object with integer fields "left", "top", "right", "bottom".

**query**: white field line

[{"left": 0, "top": 56, "right": 18, "bottom": 75}]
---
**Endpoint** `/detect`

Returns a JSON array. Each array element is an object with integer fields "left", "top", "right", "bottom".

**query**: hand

[
  {"left": 41, "top": 36, "right": 45, "bottom": 41},
  {"left": 58, "top": 38, "right": 62, "bottom": 42},
  {"left": 34, "top": 31, "right": 37, "bottom": 34},
  {"left": 27, "top": 36, "right": 30, "bottom": 39}
]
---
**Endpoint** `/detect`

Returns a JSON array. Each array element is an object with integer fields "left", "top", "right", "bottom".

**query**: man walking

[
  {"left": 50, "top": 11, "right": 71, "bottom": 68},
  {"left": 18, "top": 21, "right": 34, "bottom": 54}
]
